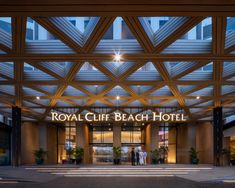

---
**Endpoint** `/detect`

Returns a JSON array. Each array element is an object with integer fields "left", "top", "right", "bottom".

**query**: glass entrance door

[
  {"left": 93, "top": 146, "right": 113, "bottom": 164},
  {"left": 121, "top": 145, "right": 142, "bottom": 164}
]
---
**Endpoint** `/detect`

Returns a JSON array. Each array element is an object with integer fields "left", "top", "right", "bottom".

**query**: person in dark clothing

[
  {"left": 136, "top": 150, "right": 140, "bottom": 165},
  {"left": 131, "top": 147, "right": 135, "bottom": 166}
]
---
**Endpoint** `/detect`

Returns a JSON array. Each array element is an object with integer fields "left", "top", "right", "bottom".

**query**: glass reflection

[{"left": 93, "top": 146, "right": 113, "bottom": 164}]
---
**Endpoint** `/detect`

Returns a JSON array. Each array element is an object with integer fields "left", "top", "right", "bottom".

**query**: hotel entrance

[
  {"left": 56, "top": 121, "right": 178, "bottom": 165},
  {"left": 89, "top": 124, "right": 113, "bottom": 164}
]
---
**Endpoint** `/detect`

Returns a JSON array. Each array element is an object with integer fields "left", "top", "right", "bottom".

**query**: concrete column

[
  {"left": 76, "top": 123, "right": 91, "bottom": 164},
  {"left": 177, "top": 124, "right": 196, "bottom": 163},
  {"left": 213, "top": 107, "right": 223, "bottom": 166},
  {"left": 46, "top": 124, "right": 57, "bottom": 164},
  {"left": 168, "top": 127, "right": 176, "bottom": 163},
  {"left": 21, "top": 122, "right": 39, "bottom": 165},
  {"left": 38, "top": 122, "right": 47, "bottom": 152},
  {"left": 145, "top": 123, "right": 158, "bottom": 164},
  {"left": 57, "top": 126, "right": 66, "bottom": 163},
  {"left": 196, "top": 121, "right": 213, "bottom": 164},
  {"left": 12, "top": 106, "right": 21, "bottom": 166},
  {"left": 113, "top": 123, "right": 121, "bottom": 147},
  {"left": 222, "top": 137, "right": 230, "bottom": 166}
]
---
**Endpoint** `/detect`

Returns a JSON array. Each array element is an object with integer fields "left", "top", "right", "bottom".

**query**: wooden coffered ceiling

[{"left": 0, "top": 0, "right": 235, "bottom": 121}]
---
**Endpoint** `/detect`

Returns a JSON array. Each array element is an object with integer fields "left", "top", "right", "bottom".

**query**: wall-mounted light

[
  {"left": 116, "top": 95, "right": 120, "bottom": 100},
  {"left": 196, "top": 96, "right": 200, "bottom": 100},
  {"left": 36, "top": 96, "right": 40, "bottom": 100}
]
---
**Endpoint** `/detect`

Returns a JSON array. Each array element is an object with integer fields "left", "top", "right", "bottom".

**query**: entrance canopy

[{"left": 0, "top": 1, "right": 235, "bottom": 122}]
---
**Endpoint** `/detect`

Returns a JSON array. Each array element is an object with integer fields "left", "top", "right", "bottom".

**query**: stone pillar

[
  {"left": 196, "top": 121, "right": 213, "bottom": 164},
  {"left": 145, "top": 123, "right": 158, "bottom": 164},
  {"left": 38, "top": 122, "right": 47, "bottom": 152},
  {"left": 57, "top": 126, "right": 66, "bottom": 163},
  {"left": 46, "top": 124, "right": 57, "bottom": 164},
  {"left": 12, "top": 106, "right": 21, "bottom": 166},
  {"left": 21, "top": 122, "right": 39, "bottom": 165},
  {"left": 113, "top": 123, "right": 121, "bottom": 147},
  {"left": 177, "top": 124, "right": 196, "bottom": 163},
  {"left": 168, "top": 127, "right": 176, "bottom": 163},
  {"left": 213, "top": 107, "right": 223, "bottom": 166},
  {"left": 76, "top": 123, "right": 91, "bottom": 164},
  {"left": 222, "top": 137, "right": 230, "bottom": 166}
]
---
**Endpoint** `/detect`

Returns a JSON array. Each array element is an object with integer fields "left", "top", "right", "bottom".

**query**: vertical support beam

[
  {"left": 212, "top": 16, "right": 226, "bottom": 108},
  {"left": 168, "top": 126, "right": 177, "bottom": 163},
  {"left": 56, "top": 125, "right": 59, "bottom": 164},
  {"left": 145, "top": 123, "right": 158, "bottom": 164},
  {"left": 176, "top": 123, "right": 196, "bottom": 164},
  {"left": 12, "top": 106, "right": 21, "bottom": 167},
  {"left": 113, "top": 123, "right": 121, "bottom": 147},
  {"left": 213, "top": 107, "right": 223, "bottom": 166},
  {"left": 76, "top": 123, "right": 91, "bottom": 164}
]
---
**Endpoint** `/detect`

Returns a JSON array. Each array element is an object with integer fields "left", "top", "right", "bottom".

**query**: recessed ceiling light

[
  {"left": 116, "top": 95, "right": 120, "bottom": 100},
  {"left": 114, "top": 52, "right": 122, "bottom": 62},
  {"left": 196, "top": 96, "right": 200, "bottom": 99},
  {"left": 36, "top": 96, "right": 40, "bottom": 100}
]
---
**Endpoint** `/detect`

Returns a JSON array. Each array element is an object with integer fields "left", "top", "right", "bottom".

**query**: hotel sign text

[{"left": 51, "top": 112, "right": 187, "bottom": 122}]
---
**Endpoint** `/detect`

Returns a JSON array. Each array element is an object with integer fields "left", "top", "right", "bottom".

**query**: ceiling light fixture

[
  {"left": 116, "top": 95, "right": 120, "bottom": 100},
  {"left": 196, "top": 96, "right": 200, "bottom": 100},
  {"left": 36, "top": 96, "right": 40, "bottom": 100},
  {"left": 114, "top": 52, "right": 122, "bottom": 62}
]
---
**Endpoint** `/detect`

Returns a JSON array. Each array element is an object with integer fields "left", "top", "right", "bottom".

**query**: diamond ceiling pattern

[{"left": 0, "top": 16, "right": 235, "bottom": 121}]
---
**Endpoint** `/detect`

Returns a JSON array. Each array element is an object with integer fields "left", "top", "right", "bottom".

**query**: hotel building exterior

[{"left": 0, "top": 1, "right": 235, "bottom": 167}]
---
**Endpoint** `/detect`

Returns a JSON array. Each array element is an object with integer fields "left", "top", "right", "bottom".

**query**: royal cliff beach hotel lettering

[{"left": 51, "top": 112, "right": 187, "bottom": 122}]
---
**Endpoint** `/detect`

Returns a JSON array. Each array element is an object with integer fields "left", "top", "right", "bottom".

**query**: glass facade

[
  {"left": 0, "top": 123, "right": 11, "bottom": 165},
  {"left": 90, "top": 126, "right": 113, "bottom": 144},
  {"left": 92, "top": 146, "right": 113, "bottom": 164},
  {"left": 158, "top": 124, "right": 177, "bottom": 163},
  {"left": 121, "top": 131, "right": 142, "bottom": 143}
]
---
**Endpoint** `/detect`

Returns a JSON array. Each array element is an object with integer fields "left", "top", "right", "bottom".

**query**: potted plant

[
  {"left": 189, "top": 147, "right": 199, "bottom": 164},
  {"left": 33, "top": 148, "right": 47, "bottom": 165},
  {"left": 151, "top": 149, "right": 159, "bottom": 164},
  {"left": 113, "top": 146, "right": 121, "bottom": 165},
  {"left": 159, "top": 146, "right": 168, "bottom": 164},
  {"left": 74, "top": 146, "right": 84, "bottom": 165},
  {"left": 230, "top": 147, "right": 235, "bottom": 166}
]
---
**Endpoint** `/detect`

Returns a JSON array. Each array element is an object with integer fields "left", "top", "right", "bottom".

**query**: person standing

[
  {"left": 143, "top": 150, "right": 147, "bottom": 165},
  {"left": 136, "top": 150, "right": 140, "bottom": 165},
  {"left": 139, "top": 150, "right": 144, "bottom": 165},
  {"left": 131, "top": 148, "right": 135, "bottom": 166}
]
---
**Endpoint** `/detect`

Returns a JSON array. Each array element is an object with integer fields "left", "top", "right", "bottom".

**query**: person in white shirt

[
  {"left": 143, "top": 151, "right": 147, "bottom": 165},
  {"left": 139, "top": 150, "right": 144, "bottom": 165}
]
